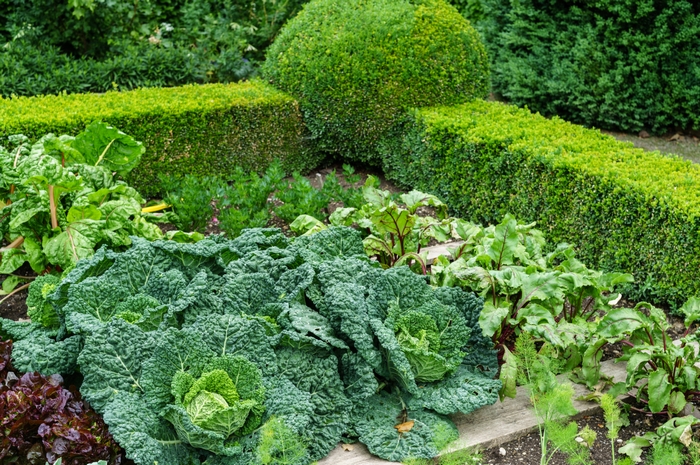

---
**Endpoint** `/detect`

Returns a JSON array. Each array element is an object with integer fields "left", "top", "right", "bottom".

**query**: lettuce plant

[
  {"left": 0, "top": 227, "right": 501, "bottom": 464},
  {"left": 0, "top": 123, "right": 163, "bottom": 281},
  {"left": 0, "top": 340, "right": 123, "bottom": 465}
]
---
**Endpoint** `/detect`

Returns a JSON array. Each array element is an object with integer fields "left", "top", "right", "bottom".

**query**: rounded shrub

[{"left": 262, "top": 0, "right": 489, "bottom": 163}]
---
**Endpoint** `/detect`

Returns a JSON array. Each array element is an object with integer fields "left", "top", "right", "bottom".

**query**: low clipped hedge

[
  {"left": 380, "top": 100, "right": 700, "bottom": 307},
  {"left": 262, "top": 0, "right": 489, "bottom": 164},
  {"left": 0, "top": 81, "right": 319, "bottom": 196}
]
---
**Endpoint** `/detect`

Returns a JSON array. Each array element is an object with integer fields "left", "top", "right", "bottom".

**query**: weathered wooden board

[{"left": 318, "top": 360, "right": 627, "bottom": 465}]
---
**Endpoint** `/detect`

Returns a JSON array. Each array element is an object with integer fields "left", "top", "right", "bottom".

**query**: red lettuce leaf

[{"left": 1, "top": 339, "right": 126, "bottom": 465}]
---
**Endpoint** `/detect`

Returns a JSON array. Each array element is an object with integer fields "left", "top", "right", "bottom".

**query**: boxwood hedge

[
  {"left": 380, "top": 100, "right": 700, "bottom": 307},
  {"left": 0, "top": 81, "right": 319, "bottom": 196},
  {"left": 262, "top": 0, "right": 489, "bottom": 164}
]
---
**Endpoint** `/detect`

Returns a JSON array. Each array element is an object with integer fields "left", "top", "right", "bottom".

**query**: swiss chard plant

[
  {"left": 0, "top": 226, "right": 501, "bottom": 464},
  {"left": 0, "top": 122, "right": 164, "bottom": 287}
]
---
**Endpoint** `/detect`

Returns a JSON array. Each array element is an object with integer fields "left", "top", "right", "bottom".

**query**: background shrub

[
  {"left": 380, "top": 100, "right": 700, "bottom": 307},
  {"left": 468, "top": 0, "right": 700, "bottom": 134},
  {"left": 0, "top": 0, "right": 307, "bottom": 96},
  {"left": 262, "top": 0, "right": 490, "bottom": 163},
  {"left": 0, "top": 81, "right": 320, "bottom": 196}
]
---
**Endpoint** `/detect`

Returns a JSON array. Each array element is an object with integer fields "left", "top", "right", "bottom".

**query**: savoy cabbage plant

[{"left": 0, "top": 227, "right": 500, "bottom": 464}]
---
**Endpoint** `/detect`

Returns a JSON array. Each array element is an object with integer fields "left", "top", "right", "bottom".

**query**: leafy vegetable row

[
  {"left": 0, "top": 227, "right": 501, "bottom": 464},
  {"left": 0, "top": 122, "right": 168, "bottom": 295}
]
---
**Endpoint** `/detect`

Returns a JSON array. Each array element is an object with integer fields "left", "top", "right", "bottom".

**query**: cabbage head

[{"left": 162, "top": 355, "right": 264, "bottom": 454}]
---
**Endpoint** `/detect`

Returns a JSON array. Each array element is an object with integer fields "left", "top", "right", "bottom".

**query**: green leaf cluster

[
  {"left": 262, "top": 0, "right": 489, "bottom": 163},
  {"left": 588, "top": 300, "right": 700, "bottom": 416},
  {"left": 431, "top": 214, "right": 630, "bottom": 397},
  {"left": 1, "top": 226, "right": 500, "bottom": 464},
  {"left": 160, "top": 162, "right": 364, "bottom": 236},
  {"left": 513, "top": 333, "right": 592, "bottom": 465},
  {"left": 0, "top": 122, "right": 165, "bottom": 274},
  {"left": 292, "top": 176, "right": 452, "bottom": 274}
]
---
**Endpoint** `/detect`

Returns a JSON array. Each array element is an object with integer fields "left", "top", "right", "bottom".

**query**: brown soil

[{"left": 481, "top": 400, "right": 673, "bottom": 465}]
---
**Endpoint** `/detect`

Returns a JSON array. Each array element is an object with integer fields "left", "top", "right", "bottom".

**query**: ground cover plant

[
  {"left": 0, "top": 227, "right": 501, "bottom": 464},
  {"left": 160, "top": 162, "right": 365, "bottom": 236}
]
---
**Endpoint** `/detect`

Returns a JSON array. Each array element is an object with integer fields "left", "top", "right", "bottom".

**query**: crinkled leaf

[
  {"left": 354, "top": 392, "right": 458, "bottom": 462},
  {"left": 78, "top": 319, "right": 153, "bottom": 412},
  {"left": 103, "top": 391, "right": 198, "bottom": 465},
  {"left": 409, "top": 364, "right": 501, "bottom": 415}
]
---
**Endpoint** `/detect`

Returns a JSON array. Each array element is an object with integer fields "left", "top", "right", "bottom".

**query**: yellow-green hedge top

[
  {"left": 0, "top": 81, "right": 296, "bottom": 135},
  {"left": 416, "top": 100, "right": 700, "bottom": 216}
]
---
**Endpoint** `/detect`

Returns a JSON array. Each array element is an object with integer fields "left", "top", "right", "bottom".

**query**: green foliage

[
  {"left": 429, "top": 213, "right": 631, "bottom": 397},
  {"left": 601, "top": 394, "right": 629, "bottom": 465},
  {"left": 0, "top": 123, "right": 165, "bottom": 275},
  {"left": 1, "top": 227, "right": 499, "bottom": 464},
  {"left": 620, "top": 416, "right": 700, "bottom": 462},
  {"left": 273, "top": 170, "right": 363, "bottom": 225},
  {"left": 263, "top": 0, "right": 489, "bottom": 163},
  {"left": 0, "top": 81, "right": 319, "bottom": 197},
  {"left": 0, "top": 0, "right": 309, "bottom": 96},
  {"left": 25, "top": 274, "right": 61, "bottom": 329},
  {"left": 160, "top": 162, "right": 362, "bottom": 236},
  {"left": 380, "top": 99, "right": 700, "bottom": 307},
  {"left": 292, "top": 176, "right": 453, "bottom": 274},
  {"left": 646, "top": 442, "right": 685, "bottom": 465},
  {"left": 467, "top": 0, "right": 700, "bottom": 134},
  {"left": 587, "top": 300, "right": 700, "bottom": 416},
  {"left": 217, "top": 163, "right": 286, "bottom": 237},
  {"left": 514, "top": 333, "right": 592, "bottom": 465},
  {"left": 160, "top": 174, "right": 221, "bottom": 233},
  {"left": 256, "top": 417, "right": 307, "bottom": 465}
]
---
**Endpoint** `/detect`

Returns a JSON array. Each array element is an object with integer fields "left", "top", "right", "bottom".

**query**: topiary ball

[{"left": 262, "top": 0, "right": 490, "bottom": 163}]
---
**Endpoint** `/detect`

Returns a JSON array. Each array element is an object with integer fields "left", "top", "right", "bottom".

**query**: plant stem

[
  {"left": 94, "top": 138, "right": 116, "bottom": 167},
  {"left": 0, "top": 236, "right": 24, "bottom": 252},
  {"left": 0, "top": 283, "right": 30, "bottom": 304},
  {"left": 48, "top": 185, "right": 58, "bottom": 229}
]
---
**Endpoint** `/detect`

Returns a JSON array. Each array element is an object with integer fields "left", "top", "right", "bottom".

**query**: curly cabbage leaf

[
  {"left": 26, "top": 274, "right": 61, "bottom": 329},
  {"left": 103, "top": 392, "right": 199, "bottom": 465},
  {"left": 407, "top": 365, "right": 502, "bottom": 415},
  {"left": 78, "top": 319, "right": 154, "bottom": 412},
  {"left": 289, "top": 226, "right": 365, "bottom": 264},
  {"left": 353, "top": 392, "right": 458, "bottom": 461}
]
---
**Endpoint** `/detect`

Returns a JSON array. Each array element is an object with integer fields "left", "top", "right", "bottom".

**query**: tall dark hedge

[
  {"left": 470, "top": 0, "right": 700, "bottom": 134},
  {"left": 262, "top": 0, "right": 490, "bottom": 164}
]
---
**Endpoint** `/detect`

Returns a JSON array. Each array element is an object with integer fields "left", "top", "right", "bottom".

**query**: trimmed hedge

[
  {"left": 262, "top": 0, "right": 489, "bottom": 163},
  {"left": 0, "top": 81, "right": 319, "bottom": 196},
  {"left": 380, "top": 100, "right": 700, "bottom": 306}
]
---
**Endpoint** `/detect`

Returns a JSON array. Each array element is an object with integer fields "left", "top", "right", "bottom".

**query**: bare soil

[{"left": 481, "top": 400, "right": 673, "bottom": 465}]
